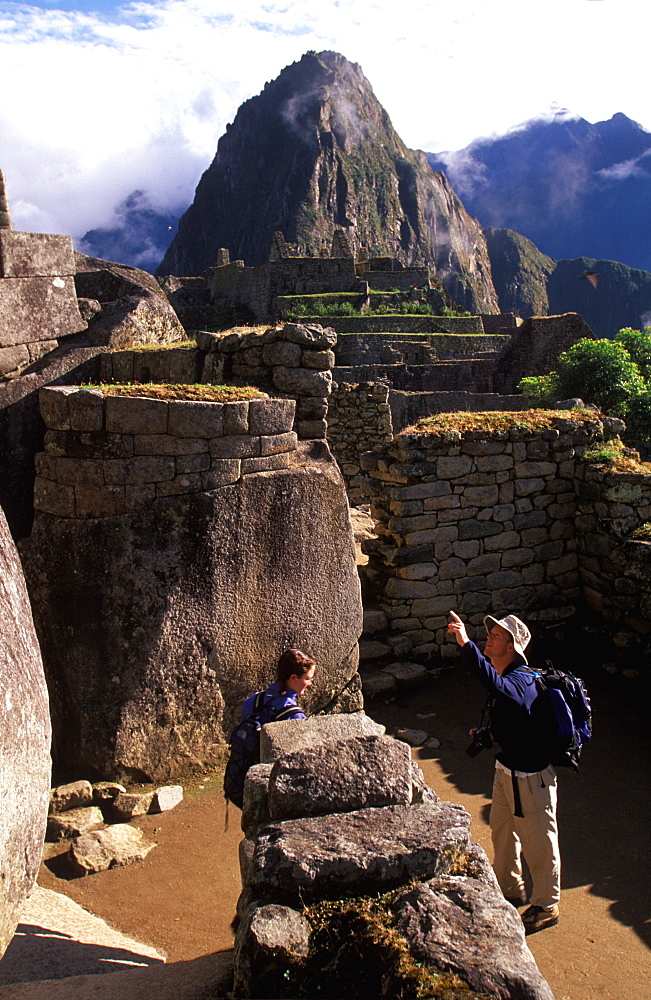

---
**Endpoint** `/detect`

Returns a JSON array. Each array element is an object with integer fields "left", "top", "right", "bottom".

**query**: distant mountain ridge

[
  {"left": 78, "top": 191, "right": 179, "bottom": 275},
  {"left": 427, "top": 111, "right": 651, "bottom": 273},
  {"left": 158, "top": 50, "right": 498, "bottom": 314},
  {"left": 485, "top": 227, "right": 651, "bottom": 338}
]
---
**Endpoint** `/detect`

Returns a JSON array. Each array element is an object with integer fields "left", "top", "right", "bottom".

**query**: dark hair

[{"left": 277, "top": 649, "right": 316, "bottom": 686}]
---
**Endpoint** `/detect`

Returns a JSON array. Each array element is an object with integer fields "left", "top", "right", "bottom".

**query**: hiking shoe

[
  {"left": 504, "top": 889, "right": 528, "bottom": 908},
  {"left": 522, "top": 904, "right": 559, "bottom": 934}
]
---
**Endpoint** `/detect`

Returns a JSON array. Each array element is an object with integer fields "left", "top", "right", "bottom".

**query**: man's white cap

[{"left": 483, "top": 615, "right": 531, "bottom": 664}]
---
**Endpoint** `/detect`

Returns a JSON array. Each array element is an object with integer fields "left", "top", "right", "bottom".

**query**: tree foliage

[
  {"left": 517, "top": 329, "right": 651, "bottom": 438},
  {"left": 615, "top": 327, "right": 651, "bottom": 382}
]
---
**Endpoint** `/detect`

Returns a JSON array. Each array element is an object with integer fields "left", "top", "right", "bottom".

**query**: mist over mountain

[
  {"left": 158, "top": 50, "right": 498, "bottom": 314},
  {"left": 428, "top": 111, "right": 651, "bottom": 273},
  {"left": 79, "top": 191, "right": 179, "bottom": 274}
]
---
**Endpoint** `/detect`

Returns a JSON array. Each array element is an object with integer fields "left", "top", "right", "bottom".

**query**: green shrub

[
  {"left": 554, "top": 338, "right": 645, "bottom": 415},
  {"left": 615, "top": 327, "right": 651, "bottom": 381},
  {"left": 624, "top": 389, "right": 651, "bottom": 440},
  {"left": 517, "top": 373, "right": 560, "bottom": 407}
]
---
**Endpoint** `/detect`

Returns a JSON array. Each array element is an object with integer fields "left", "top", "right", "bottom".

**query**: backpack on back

[
  {"left": 223, "top": 690, "right": 301, "bottom": 808},
  {"left": 528, "top": 662, "right": 592, "bottom": 771}
]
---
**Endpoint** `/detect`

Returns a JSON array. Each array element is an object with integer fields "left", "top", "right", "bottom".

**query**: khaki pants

[{"left": 490, "top": 764, "right": 561, "bottom": 910}]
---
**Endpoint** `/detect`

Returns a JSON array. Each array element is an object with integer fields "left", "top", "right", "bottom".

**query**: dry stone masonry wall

[
  {"left": 362, "top": 415, "right": 647, "bottom": 666},
  {"left": 327, "top": 382, "right": 394, "bottom": 503},
  {"left": 34, "top": 388, "right": 297, "bottom": 518},
  {"left": 234, "top": 713, "right": 554, "bottom": 1000},
  {"left": 0, "top": 231, "right": 86, "bottom": 375},
  {"left": 100, "top": 322, "right": 335, "bottom": 440}
]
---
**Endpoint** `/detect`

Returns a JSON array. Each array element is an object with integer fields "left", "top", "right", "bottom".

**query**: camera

[{"left": 466, "top": 727, "right": 493, "bottom": 758}]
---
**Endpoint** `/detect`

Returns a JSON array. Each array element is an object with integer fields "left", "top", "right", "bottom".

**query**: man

[{"left": 448, "top": 610, "right": 560, "bottom": 934}]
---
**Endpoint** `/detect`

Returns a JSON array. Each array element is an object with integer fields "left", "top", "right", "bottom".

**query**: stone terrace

[
  {"left": 361, "top": 414, "right": 651, "bottom": 671},
  {"left": 34, "top": 388, "right": 297, "bottom": 518}
]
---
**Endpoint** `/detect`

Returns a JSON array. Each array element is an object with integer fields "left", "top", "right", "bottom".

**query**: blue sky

[{"left": 1, "top": 0, "right": 647, "bottom": 241}]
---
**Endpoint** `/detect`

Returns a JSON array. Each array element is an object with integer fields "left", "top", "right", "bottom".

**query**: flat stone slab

[
  {"left": 260, "top": 712, "right": 385, "bottom": 763},
  {"left": 0, "top": 885, "right": 164, "bottom": 987},
  {"left": 361, "top": 670, "right": 397, "bottom": 700},
  {"left": 45, "top": 806, "right": 104, "bottom": 843},
  {"left": 268, "top": 735, "right": 412, "bottom": 820},
  {"left": 49, "top": 781, "right": 93, "bottom": 814},
  {"left": 249, "top": 801, "right": 470, "bottom": 904},
  {"left": 68, "top": 825, "right": 157, "bottom": 876}
]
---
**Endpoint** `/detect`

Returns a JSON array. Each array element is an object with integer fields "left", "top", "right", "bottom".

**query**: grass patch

[
  {"left": 96, "top": 383, "right": 267, "bottom": 402},
  {"left": 130, "top": 340, "right": 197, "bottom": 351},
  {"left": 281, "top": 888, "right": 488, "bottom": 999},
  {"left": 581, "top": 438, "right": 651, "bottom": 474},
  {"left": 409, "top": 408, "right": 599, "bottom": 436},
  {"left": 629, "top": 522, "right": 651, "bottom": 541}
]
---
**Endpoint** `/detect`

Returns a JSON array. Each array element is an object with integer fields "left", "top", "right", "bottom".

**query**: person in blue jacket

[
  {"left": 448, "top": 610, "right": 560, "bottom": 935},
  {"left": 240, "top": 648, "right": 315, "bottom": 723}
]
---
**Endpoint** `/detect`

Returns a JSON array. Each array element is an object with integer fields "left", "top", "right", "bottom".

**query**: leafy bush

[
  {"left": 554, "top": 338, "right": 645, "bottom": 415},
  {"left": 615, "top": 327, "right": 651, "bottom": 381},
  {"left": 624, "top": 389, "right": 651, "bottom": 440},
  {"left": 517, "top": 373, "right": 560, "bottom": 407}
]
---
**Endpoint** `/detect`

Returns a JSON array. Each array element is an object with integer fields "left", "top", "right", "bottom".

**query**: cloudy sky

[{"left": 0, "top": 0, "right": 647, "bottom": 241}]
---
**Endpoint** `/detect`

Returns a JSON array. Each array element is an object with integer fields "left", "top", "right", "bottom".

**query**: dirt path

[{"left": 37, "top": 668, "right": 650, "bottom": 1000}]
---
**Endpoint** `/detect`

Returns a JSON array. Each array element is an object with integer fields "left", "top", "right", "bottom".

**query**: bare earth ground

[{"left": 33, "top": 667, "right": 650, "bottom": 1000}]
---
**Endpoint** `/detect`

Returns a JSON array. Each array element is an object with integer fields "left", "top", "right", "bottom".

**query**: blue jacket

[
  {"left": 461, "top": 641, "right": 549, "bottom": 772},
  {"left": 241, "top": 681, "right": 306, "bottom": 724}
]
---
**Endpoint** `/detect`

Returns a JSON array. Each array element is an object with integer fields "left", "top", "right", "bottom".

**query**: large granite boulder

[
  {"left": 24, "top": 458, "right": 362, "bottom": 781},
  {"left": 392, "top": 845, "right": 555, "bottom": 1000},
  {"left": 0, "top": 506, "right": 51, "bottom": 958},
  {"left": 74, "top": 253, "right": 185, "bottom": 349}
]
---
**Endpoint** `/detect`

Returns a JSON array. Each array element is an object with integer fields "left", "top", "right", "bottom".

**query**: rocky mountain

[
  {"left": 428, "top": 111, "right": 651, "bottom": 273},
  {"left": 79, "top": 191, "right": 179, "bottom": 275},
  {"left": 158, "top": 51, "right": 498, "bottom": 314},
  {"left": 485, "top": 227, "right": 651, "bottom": 339}
]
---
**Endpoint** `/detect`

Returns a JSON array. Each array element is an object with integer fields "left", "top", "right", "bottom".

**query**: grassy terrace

[
  {"left": 409, "top": 408, "right": 600, "bottom": 435},
  {"left": 95, "top": 383, "right": 267, "bottom": 402}
]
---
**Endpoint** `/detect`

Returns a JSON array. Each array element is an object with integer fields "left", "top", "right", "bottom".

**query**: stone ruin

[{"left": 233, "top": 712, "right": 554, "bottom": 999}]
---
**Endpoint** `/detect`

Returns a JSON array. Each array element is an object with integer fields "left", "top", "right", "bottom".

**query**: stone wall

[
  {"left": 100, "top": 323, "right": 335, "bottom": 440},
  {"left": 361, "top": 267, "right": 432, "bottom": 291},
  {"left": 333, "top": 332, "right": 508, "bottom": 366},
  {"left": 388, "top": 389, "right": 530, "bottom": 434},
  {"left": 205, "top": 258, "right": 360, "bottom": 322},
  {"left": 327, "top": 383, "right": 394, "bottom": 503},
  {"left": 575, "top": 463, "right": 651, "bottom": 667},
  {"left": 34, "top": 388, "right": 298, "bottom": 518},
  {"left": 362, "top": 415, "right": 640, "bottom": 666},
  {"left": 310, "top": 315, "right": 495, "bottom": 337},
  {"left": 0, "top": 232, "right": 86, "bottom": 375},
  {"left": 493, "top": 313, "right": 595, "bottom": 394},
  {"left": 234, "top": 714, "right": 553, "bottom": 1000}
]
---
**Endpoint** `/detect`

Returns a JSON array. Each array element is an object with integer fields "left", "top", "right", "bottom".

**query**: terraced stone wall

[
  {"left": 100, "top": 322, "right": 335, "bottom": 440},
  {"left": 327, "top": 383, "right": 394, "bottom": 503},
  {"left": 362, "top": 416, "right": 651, "bottom": 670},
  {"left": 34, "top": 387, "right": 297, "bottom": 518}
]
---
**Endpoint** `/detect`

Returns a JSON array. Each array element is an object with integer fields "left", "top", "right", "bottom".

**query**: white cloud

[{"left": 0, "top": 0, "right": 648, "bottom": 241}]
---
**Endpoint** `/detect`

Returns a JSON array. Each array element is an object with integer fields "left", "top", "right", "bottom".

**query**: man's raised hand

[{"left": 448, "top": 610, "right": 469, "bottom": 647}]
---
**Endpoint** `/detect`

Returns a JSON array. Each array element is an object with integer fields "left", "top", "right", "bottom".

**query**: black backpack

[
  {"left": 223, "top": 691, "right": 302, "bottom": 808},
  {"left": 527, "top": 662, "right": 592, "bottom": 771}
]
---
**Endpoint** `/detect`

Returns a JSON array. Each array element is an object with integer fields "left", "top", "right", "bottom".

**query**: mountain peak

[{"left": 158, "top": 51, "right": 498, "bottom": 312}]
